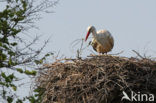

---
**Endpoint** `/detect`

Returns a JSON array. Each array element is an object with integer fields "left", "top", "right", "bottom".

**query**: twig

[{"left": 132, "top": 50, "right": 144, "bottom": 59}]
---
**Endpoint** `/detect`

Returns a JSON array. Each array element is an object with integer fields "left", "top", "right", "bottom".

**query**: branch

[{"left": 132, "top": 50, "right": 144, "bottom": 59}]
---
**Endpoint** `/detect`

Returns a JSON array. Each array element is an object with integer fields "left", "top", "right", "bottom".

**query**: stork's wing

[
  {"left": 97, "top": 30, "right": 114, "bottom": 49},
  {"left": 108, "top": 35, "right": 114, "bottom": 48},
  {"left": 91, "top": 38, "right": 98, "bottom": 52}
]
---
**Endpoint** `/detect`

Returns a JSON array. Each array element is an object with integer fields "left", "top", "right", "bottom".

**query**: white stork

[{"left": 85, "top": 26, "right": 114, "bottom": 54}]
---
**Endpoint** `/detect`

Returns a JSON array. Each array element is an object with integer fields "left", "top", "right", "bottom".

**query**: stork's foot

[
  {"left": 99, "top": 52, "right": 107, "bottom": 56},
  {"left": 100, "top": 53, "right": 113, "bottom": 57}
]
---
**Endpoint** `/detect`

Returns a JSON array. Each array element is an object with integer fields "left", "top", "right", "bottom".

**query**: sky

[{"left": 37, "top": 0, "right": 156, "bottom": 58}]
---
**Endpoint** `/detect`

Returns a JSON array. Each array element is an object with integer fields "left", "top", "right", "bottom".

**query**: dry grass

[{"left": 36, "top": 55, "right": 156, "bottom": 103}]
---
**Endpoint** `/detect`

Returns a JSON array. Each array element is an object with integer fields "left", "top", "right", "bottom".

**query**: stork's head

[{"left": 85, "top": 26, "right": 96, "bottom": 41}]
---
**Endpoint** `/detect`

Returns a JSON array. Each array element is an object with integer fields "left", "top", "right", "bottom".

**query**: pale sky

[{"left": 37, "top": 0, "right": 156, "bottom": 58}]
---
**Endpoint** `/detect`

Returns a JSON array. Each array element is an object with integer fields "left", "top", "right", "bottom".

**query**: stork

[{"left": 85, "top": 26, "right": 114, "bottom": 54}]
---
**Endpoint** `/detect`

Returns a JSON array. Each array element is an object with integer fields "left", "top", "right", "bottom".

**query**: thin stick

[{"left": 132, "top": 50, "right": 144, "bottom": 59}]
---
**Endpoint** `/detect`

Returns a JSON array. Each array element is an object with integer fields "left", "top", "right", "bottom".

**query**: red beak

[{"left": 85, "top": 31, "right": 90, "bottom": 41}]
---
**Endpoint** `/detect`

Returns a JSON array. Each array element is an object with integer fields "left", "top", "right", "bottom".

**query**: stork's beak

[{"left": 85, "top": 31, "right": 90, "bottom": 41}]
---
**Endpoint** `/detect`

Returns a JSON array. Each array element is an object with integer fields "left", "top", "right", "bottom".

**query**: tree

[{"left": 0, "top": 0, "right": 58, "bottom": 102}]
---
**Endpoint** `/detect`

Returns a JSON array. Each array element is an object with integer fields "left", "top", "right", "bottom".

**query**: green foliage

[
  {"left": 29, "top": 87, "right": 46, "bottom": 103},
  {"left": 16, "top": 68, "right": 37, "bottom": 76},
  {"left": 24, "top": 70, "right": 37, "bottom": 76},
  {"left": 16, "top": 68, "right": 23, "bottom": 73},
  {"left": 34, "top": 52, "right": 53, "bottom": 64},
  {"left": 16, "top": 99, "right": 23, "bottom": 103},
  {"left": 0, "top": 0, "right": 55, "bottom": 102},
  {"left": 1, "top": 72, "right": 14, "bottom": 82},
  {"left": 7, "top": 96, "right": 13, "bottom": 103},
  {"left": 0, "top": 0, "right": 26, "bottom": 69}
]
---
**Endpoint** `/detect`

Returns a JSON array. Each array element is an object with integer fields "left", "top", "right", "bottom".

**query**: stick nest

[{"left": 36, "top": 55, "right": 156, "bottom": 103}]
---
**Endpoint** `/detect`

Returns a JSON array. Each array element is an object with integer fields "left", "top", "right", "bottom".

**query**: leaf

[
  {"left": 5, "top": 77, "right": 11, "bottom": 83},
  {"left": 8, "top": 51, "right": 16, "bottom": 56},
  {"left": 8, "top": 58, "right": 13, "bottom": 66},
  {"left": 24, "top": 70, "right": 37, "bottom": 76},
  {"left": 16, "top": 68, "right": 23, "bottom": 73},
  {"left": 8, "top": 74, "right": 15, "bottom": 80},
  {"left": 1, "top": 72, "right": 6, "bottom": 78},
  {"left": 27, "top": 96, "right": 36, "bottom": 103},
  {"left": 0, "top": 82, "right": 6, "bottom": 86},
  {"left": 45, "top": 53, "right": 50, "bottom": 57},
  {"left": 11, "top": 85, "right": 17, "bottom": 91},
  {"left": 16, "top": 99, "right": 23, "bottom": 103},
  {"left": 0, "top": 42, "right": 2, "bottom": 46},
  {"left": 34, "top": 59, "right": 43, "bottom": 64},
  {"left": 34, "top": 60, "right": 40, "bottom": 64},
  {"left": 7, "top": 96, "right": 13, "bottom": 103},
  {"left": 10, "top": 42, "right": 17, "bottom": 46},
  {"left": 3, "top": 73, "right": 15, "bottom": 83}
]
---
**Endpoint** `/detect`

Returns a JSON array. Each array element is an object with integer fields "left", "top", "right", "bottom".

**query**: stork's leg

[
  {"left": 105, "top": 52, "right": 110, "bottom": 56},
  {"left": 101, "top": 52, "right": 107, "bottom": 56},
  {"left": 101, "top": 53, "right": 105, "bottom": 56}
]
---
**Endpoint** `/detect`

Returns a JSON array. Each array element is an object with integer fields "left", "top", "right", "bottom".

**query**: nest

[{"left": 36, "top": 55, "right": 156, "bottom": 103}]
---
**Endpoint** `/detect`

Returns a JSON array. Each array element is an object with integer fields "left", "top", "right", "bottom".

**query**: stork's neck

[{"left": 91, "top": 28, "right": 97, "bottom": 38}]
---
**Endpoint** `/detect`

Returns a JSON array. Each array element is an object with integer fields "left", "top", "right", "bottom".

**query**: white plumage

[{"left": 85, "top": 26, "right": 114, "bottom": 54}]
